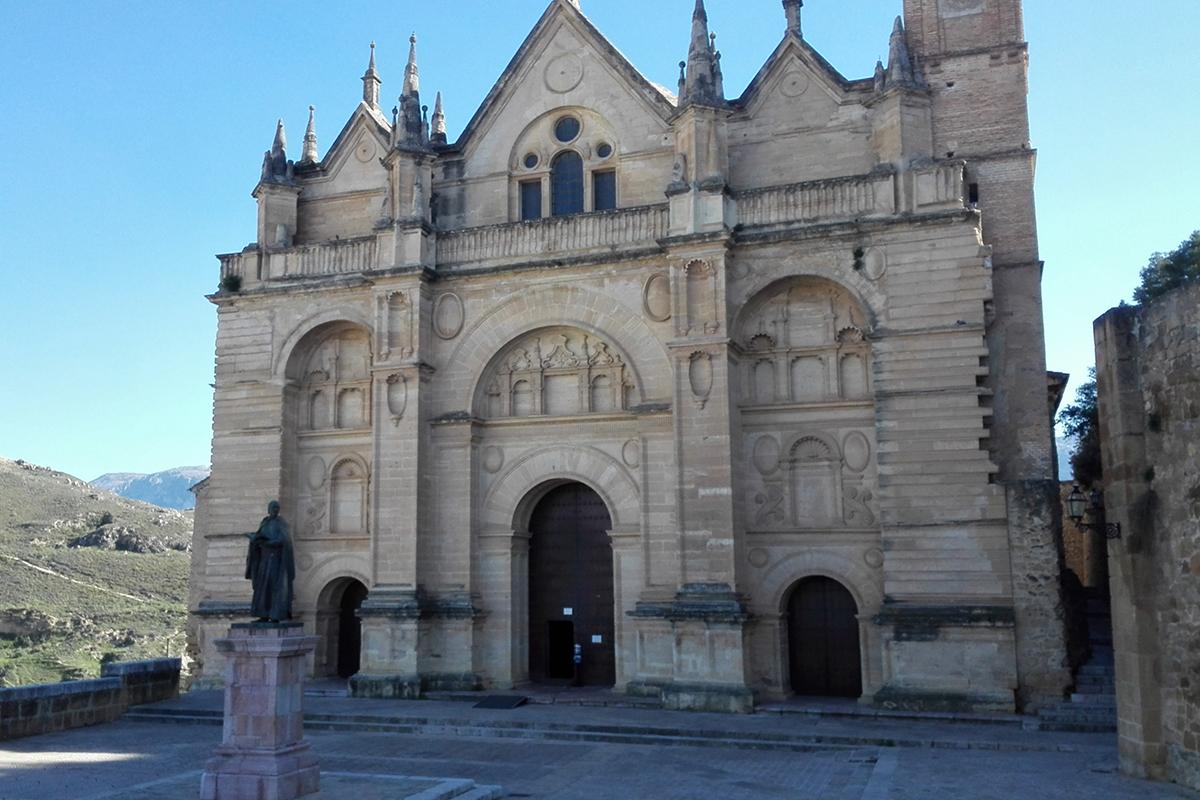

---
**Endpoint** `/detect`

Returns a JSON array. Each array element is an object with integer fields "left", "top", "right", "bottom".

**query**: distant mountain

[
  {"left": 91, "top": 467, "right": 210, "bottom": 510},
  {"left": 1056, "top": 436, "right": 1077, "bottom": 482}
]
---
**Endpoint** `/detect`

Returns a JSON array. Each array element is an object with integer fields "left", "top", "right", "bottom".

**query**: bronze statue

[{"left": 245, "top": 500, "right": 295, "bottom": 622}]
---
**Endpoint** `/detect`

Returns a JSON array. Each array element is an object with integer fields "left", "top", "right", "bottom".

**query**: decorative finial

[
  {"left": 301, "top": 105, "right": 318, "bottom": 164},
  {"left": 260, "top": 118, "right": 294, "bottom": 184},
  {"left": 431, "top": 91, "right": 447, "bottom": 144},
  {"left": 885, "top": 15, "right": 922, "bottom": 89},
  {"left": 681, "top": 0, "right": 724, "bottom": 106},
  {"left": 783, "top": 0, "right": 803, "bottom": 37},
  {"left": 403, "top": 32, "right": 420, "bottom": 98},
  {"left": 362, "top": 41, "right": 382, "bottom": 109}
]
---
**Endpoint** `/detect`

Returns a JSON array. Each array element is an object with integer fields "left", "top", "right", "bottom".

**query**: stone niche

[
  {"left": 285, "top": 322, "right": 374, "bottom": 543},
  {"left": 737, "top": 276, "right": 879, "bottom": 532},
  {"left": 477, "top": 326, "right": 635, "bottom": 418},
  {"left": 736, "top": 276, "right": 871, "bottom": 407}
]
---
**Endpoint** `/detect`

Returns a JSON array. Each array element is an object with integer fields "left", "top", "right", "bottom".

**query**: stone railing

[
  {"left": 266, "top": 236, "right": 380, "bottom": 279},
  {"left": 0, "top": 657, "right": 180, "bottom": 740},
  {"left": 437, "top": 203, "right": 669, "bottom": 269},
  {"left": 737, "top": 171, "right": 898, "bottom": 228}
]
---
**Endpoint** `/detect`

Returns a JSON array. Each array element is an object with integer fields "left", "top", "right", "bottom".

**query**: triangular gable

[
  {"left": 304, "top": 101, "right": 391, "bottom": 177},
  {"left": 446, "top": 0, "right": 677, "bottom": 153},
  {"left": 735, "top": 34, "right": 873, "bottom": 112}
]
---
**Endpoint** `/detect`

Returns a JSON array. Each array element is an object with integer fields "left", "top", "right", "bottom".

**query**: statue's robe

[{"left": 245, "top": 514, "right": 295, "bottom": 621}]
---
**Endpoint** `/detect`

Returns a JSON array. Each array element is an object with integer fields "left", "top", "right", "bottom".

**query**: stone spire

[
  {"left": 430, "top": 91, "right": 447, "bottom": 145},
  {"left": 301, "top": 106, "right": 318, "bottom": 164},
  {"left": 362, "top": 42, "right": 381, "bottom": 109},
  {"left": 885, "top": 16, "right": 922, "bottom": 89},
  {"left": 395, "top": 34, "right": 427, "bottom": 147},
  {"left": 260, "top": 118, "right": 294, "bottom": 184},
  {"left": 403, "top": 33, "right": 420, "bottom": 99},
  {"left": 782, "top": 0, "right": 802, "bottom": 37},
  {"left": 873, "top": 60, "right": 887, "bottom": 94},
  {"left": 680, "top": 0, "right": 724, "bottom": 107}
]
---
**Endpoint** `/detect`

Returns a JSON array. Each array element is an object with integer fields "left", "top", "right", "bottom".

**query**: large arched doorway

[
  {"left": 316, "top": 578, "right": 368, "bottom": 679},
  {"left": 787, "top": 576, "right": 862, "bottom": 697},
  {"left": 527, "top": 482, "right": 615, "bottom": 686}
]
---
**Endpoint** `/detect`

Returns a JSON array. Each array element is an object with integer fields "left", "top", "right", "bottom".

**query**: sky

[{"left": 0, "top": 0, "right": 1196, "bottom": 481}]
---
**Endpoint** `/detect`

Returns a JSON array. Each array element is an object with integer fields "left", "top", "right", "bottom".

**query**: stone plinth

[{"left": 201, "top": 623, "right": 320, "bottom": 800}]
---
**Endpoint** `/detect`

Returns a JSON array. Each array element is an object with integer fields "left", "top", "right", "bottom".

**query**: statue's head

[{"left": 267, "top": 500, "right": 281, "bottom": 517}]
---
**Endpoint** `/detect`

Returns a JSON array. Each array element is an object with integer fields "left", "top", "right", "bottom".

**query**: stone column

[{"left": 201, "top": 623, "right": 319, "bottom": 800}]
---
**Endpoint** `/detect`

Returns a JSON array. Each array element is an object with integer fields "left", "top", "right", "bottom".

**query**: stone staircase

[{"left": 1038, "top": 591, "right": 1117, "bottom": 733}]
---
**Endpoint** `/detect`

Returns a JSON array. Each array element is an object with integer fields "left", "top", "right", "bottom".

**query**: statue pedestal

[{"left": 200, "top": 623, "right": 320, "bottom": 800}]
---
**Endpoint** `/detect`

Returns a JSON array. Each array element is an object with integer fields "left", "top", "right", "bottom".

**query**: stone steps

[{"left": 121, "top": 705, "right": 1082, "bottom": 754}]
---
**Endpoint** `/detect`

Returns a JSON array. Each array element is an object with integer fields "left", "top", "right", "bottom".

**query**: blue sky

[{"left": 1, "top": 1, "right": 1196, "bottom": 481}]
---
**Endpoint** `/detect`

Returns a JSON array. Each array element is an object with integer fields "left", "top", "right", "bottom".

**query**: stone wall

[
  {"left": 1094, "top": 283, "right": 1200, "bottom": 789},
  {"left": 0, "top": 658, "right": 180, "bottom": 741}
]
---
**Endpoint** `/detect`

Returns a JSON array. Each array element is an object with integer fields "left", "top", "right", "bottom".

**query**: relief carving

[
  {"left": 479, "top": 327, "right": 633, "bottom": 419},
  {"left": 688, "top": 351, "right": 714, "bottom": 409},
  {"left": 643, "top": 272, "right": 672, "bottom": 322},
  {"left": 684, "top": 260, "right": 720, "bottom": 336},
  {"left": 383, "top": 291, "right": 414, "bottom": 359},
  {"left": 299, "top": 327, "right": 373, "bottom": 431},
  {"left": 386, "top": 373, "right": 408, "bottom": 424},
  {"left": 738, "top": 277, "right": 871, "bottom": 406},
  {"left": 433, "top": 292, "right": 465, "bottom": 339}
]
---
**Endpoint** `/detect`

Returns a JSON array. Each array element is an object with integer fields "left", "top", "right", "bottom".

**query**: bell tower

[
  {"left": 903, "top": 0, "right": 1046, "bottom": 480},
  {"left": 904, "top": 0, "right": 1070, "bottom": 712}
]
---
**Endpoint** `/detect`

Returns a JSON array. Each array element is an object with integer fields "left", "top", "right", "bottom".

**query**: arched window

[{"left": 551, "top": 151, "right": 584, "bottom": 216}]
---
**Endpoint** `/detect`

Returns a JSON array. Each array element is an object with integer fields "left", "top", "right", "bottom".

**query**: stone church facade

[{"left": 190, "top": 0, "right": 1069, "bottom": 713}]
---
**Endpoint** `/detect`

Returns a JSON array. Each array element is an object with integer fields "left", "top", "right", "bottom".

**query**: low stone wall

[
  {"left": 1094, "top": 283, "right": 1200, "bottom": 790},
  {"left": 0, "top": 657, "right": 181, "bottom": 741}
]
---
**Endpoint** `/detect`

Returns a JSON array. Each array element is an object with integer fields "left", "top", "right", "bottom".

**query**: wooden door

[
  {"left": 788, "top": 576, "right": 862, "bottom": 697},
  {"left": 528, "top": 483, "right": 615, "bottom": 685}
]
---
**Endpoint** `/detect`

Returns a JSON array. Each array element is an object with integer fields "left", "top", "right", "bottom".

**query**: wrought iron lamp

[{"left": 1066, "top": 484, "right": 1122, "bottom": 539}]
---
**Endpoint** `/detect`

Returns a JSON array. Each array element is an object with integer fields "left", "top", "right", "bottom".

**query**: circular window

[
  {"left": 523, "top": 153, "right": 539, "bottom": 169},
  {"left": 596, "top": 142, "right": 613, "bottom": 159},
  {"left": 554, "top": 116, "right": 581, "bottom": 143}
]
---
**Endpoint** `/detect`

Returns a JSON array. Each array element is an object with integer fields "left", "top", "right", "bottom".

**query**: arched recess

[
  {"left": 786, "top": 576, "right": 861, "bottom": 697},
  {"left": 751, "top": 549, "right": 884, "bottom": 700},
  {"left": 313, "top": 575, "right": 370, "bottom": 679},
  {"left": 444, "top": 284, "right": 672, "bottom": 413},
  {"left": 731, "top": 269, "right": 882, "bottom": 338},
  {"left": 472, "top": 326, "right": 636, "bottom": 419},
  {"left": 280, "top": 320, "right": 374, "bottom": 543},
  {"left": 274, "top": 309, "right": 375, "bottom": 380}
]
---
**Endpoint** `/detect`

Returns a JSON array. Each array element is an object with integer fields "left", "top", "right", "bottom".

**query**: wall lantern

[{"left": 1066, "top": 484, "right": 1122, "bottom": 539}]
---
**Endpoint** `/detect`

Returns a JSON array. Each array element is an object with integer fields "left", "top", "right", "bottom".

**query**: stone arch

[
  {"left": 274, "top": 309, "right": 374, "bottom": 379},
  {"left": 443, "top": 284, "right": 672, "bottom": 412},
  {"left": 751, "top": 548, "right": 884, "bottom": 699},
  {"left": 732, "top": 271, "right": 881, "bottom": 338},
  {"left": 311, "top": 572, "right": 371, "bottom": 679},
  {"left": 482, "top": 445, "right": 640, "bottom": 532}
]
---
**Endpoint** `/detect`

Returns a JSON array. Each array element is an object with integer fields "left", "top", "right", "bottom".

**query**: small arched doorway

[
  {"left": 787, "top": 576, "right": 862, "bottom": 698},
  {"left": 527, "top": 482, "right": 615, "bottom": 686},
  {"left": 316, "top": 578, "right": 368, "bottom": 679},
  {"left": 337, "top": 580, "right": 369, "bottom": 678}
]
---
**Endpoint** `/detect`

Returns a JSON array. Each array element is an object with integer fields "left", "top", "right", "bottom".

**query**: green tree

[
  {"left": 1133, "top": 230, "right": 1200, "bottom": 304},
  {"left": 1058, "top": 368, "right": 1101, "bottom": 487}
]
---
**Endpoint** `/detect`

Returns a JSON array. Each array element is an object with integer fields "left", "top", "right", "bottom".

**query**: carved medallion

[
  {"left": 354, "top": 136, "right": 377, "bottom": 163},
  {"left": 779, "top": 70, "right": 811, "bottom": 98},
  {"left": 622, "top": 439, "right": 641, "bottom": 469},
  {"left": 545, "top": 53, "right": 584, "bottom": 93},
  {"left": 688, "top": 351, "right": 713, "bottom": 408},
  {"left": 482, "top": 446, "right": 505, "bottom": 474},
  {"left": 643, "top": 272, "right": 672, "bottom": 322},
  {"left": 747, "top": 548, "right": 770, "bottom": 569},
  {"left": 864, "top": 547, "right": 885, "bottom": 569},
  {"left": 305, "top": 456, "right": 327, "bottom": 491},
  {"left": 386, "top": 373, "right": 408, "bottom": 422},
  {"left": 297, "top": 554, "right": 314, "bottom": 572},
  {"left": 433, "top": 292, "right": 465, "bottom": 339},
  {"left": 863, "top": 247, "right": 887, "bottom": 281},
  {"left": 842, "top": 431, "right": 872, "bottom": 473},
  {"left": 752, "top": 436, "right": 781, "bottom": 475}
]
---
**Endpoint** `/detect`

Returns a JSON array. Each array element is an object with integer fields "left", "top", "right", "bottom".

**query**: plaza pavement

[{"left": 0, "top": 691, "right": 1196, "bottom": 799}]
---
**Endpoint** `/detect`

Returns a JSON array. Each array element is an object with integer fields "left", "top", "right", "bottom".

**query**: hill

[
  {"left": 0, "top": 457, "right": 192, "bottom": 687},
  {"left": 91, "top": 466, "right": 210, "bottom": 510}
]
